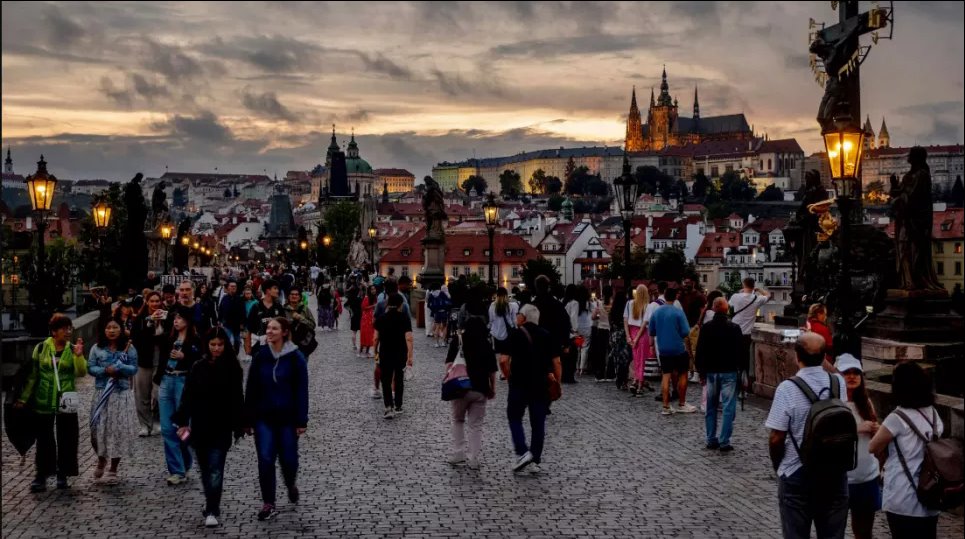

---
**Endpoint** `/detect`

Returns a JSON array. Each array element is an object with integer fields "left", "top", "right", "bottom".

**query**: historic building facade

[{"left": 624, "top": 66, "right": 754, "bottom": 152}]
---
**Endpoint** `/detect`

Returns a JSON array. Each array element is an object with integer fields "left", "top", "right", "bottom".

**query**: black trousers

[
  {"left": 34, "top": 412, "right": 79, "bottom": 479},
  {"left": 380, "top": 359, "right": 405, "bottom": 409},
  {"left": 561, "top": 345, "right": 577, "bottom": 383}
]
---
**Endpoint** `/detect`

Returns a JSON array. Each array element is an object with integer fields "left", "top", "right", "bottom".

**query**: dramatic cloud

[{"left": 2, "top": 1, "right": 963, "bottom": 181}]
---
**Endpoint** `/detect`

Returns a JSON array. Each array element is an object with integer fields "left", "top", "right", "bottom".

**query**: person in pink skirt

[{"left": 623, "top": 284, "right": 652, "bottom": 395}]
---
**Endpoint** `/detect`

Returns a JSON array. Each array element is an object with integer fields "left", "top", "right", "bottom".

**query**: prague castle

[{"left": 625, "top": 66, "right": 753, "bottom": 152}]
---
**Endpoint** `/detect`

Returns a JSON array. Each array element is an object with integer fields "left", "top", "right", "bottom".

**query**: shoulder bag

[
  {"left": 52, "top": 347, "right": 80, "bottom": 415},
  {"left": 441, "top": 333, "right": 472, "bottom": 401}
]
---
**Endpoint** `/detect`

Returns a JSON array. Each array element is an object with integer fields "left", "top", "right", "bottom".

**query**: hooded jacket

[
  {"left": 19, "top": 338, "right": 88, "bottom": 414},
  {"left": 244, "top": 341, "right": 308, "bottom": 428},
  {"left": 171, "top": 355, "right": 245, "bottom": 449}
]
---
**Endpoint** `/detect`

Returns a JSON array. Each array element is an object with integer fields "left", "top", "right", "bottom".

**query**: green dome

[
  {"left": 346, "top": 157, "right": 373, "bottom": 174},
  {"left": 561, "top": 197, "right": 573, "bottom": 208}
]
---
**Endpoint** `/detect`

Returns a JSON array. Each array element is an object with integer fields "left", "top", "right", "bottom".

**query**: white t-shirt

[
  {"left": 847, "top": 403, "right": 879, "bottom": 484},
  {"left": 881, "top": 406, "right": 944, "bottom": 518},
  {"left": 729, "top": 291, "right": 769, "bottom": 335},
  {"left": 764, "top": 366, "right": 849, "bottom": 478},
  {"left": 624, "top": 300, "right": 645, "bottom": 327}
]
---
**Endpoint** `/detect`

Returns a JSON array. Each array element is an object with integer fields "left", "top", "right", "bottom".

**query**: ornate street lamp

[
  {"left": 323, "top": 235, "right": 332, "bottom": 247},
  {"left": 612, "top": 152, "right": 639, "bottom": 292},
  {"left": 483, "top": 193, "right": 499, "bottom": 288},
  {"left": 160, "top": 223, "right": 173, "bottom": 273},
  {"left": 92, "top": 199, "right": 112, "bottom": 285},
  {"left": 24, "top": 155, "right": 58, "bottom": 311},
  {"left": 367, "top": 225, "right": 377, "bottom": 270},
  {"left": 823, "top": 114, "right": 865, "bottom": 357}
]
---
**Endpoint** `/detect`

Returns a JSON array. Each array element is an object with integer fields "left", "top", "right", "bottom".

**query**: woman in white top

[
  {"left": 488, "top": 287, "right": 517, "bottom": 363},
  {"left": 835, "top": 354, "right": 880, "bottom": 539},
  {"left": 869, "top": 361, "right": 944, "bottom": 539},
  {"left": 589, "top": 286, "right": 613, "bottom": 381},
  {"left": 623, "top": 285, "right": 651, "bottom": 393}
]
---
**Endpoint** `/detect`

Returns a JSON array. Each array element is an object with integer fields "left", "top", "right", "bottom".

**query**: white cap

[{"left": 835, "top": 353, "right": 862, "bottom": 373}]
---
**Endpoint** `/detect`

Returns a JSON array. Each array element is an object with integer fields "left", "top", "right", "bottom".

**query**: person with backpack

[
  {"left": 488, "top": 287, "right": 517, "bottom": 366},
  {"left": 765, "top": 332, "right": 854, "bottom": 539},
  {"left": 868, "top": 362, "right": 947, "bottom": 539},
  {"left": 428, "top": 284, "right": 452, "bottom": 348},
  {"left": 284, "top": 286, "right": 317, "bottom": 357},
  {"left": 834, "top": 354, "right": 880, "bottom": 539},
  {"left": 445, "top": 314, "right": 498, "bottom": 470}
]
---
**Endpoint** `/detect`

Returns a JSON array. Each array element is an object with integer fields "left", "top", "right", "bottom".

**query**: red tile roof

[
  {"left": 696, "top": 232, "right": 741, "bottom": 261},
  {"left": 933, "top": 208, "right": 964, "bottom": 240}
]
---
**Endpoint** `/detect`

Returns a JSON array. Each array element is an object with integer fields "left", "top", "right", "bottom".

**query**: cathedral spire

[
  {"left": 650, "top": 87, "right": 655, "bottom": 107},
  {"left": 863, "top": 115, "right": 876, "bottom": 151},
  {"left": 630, "top": 86, "right": 639, "bottom": 113},
  {"left": 878, "top": 117, "right": 890, "bottom": 148},
  {"left": 693, "top": 86, "right": 700, "bottom": 120},
  {"left": 657, "top": 64, "right": 672, "bottom": 106},
  {"left": 625, "top": 86, "right": 644, "bottom": 151},
  {"left": 4, "top": 147, "right": 12, "bottom": 174}
]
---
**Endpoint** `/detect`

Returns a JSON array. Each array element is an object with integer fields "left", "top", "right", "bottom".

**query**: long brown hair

[{"left": 851, "top": 372, "right": 877, "bottom": 422}]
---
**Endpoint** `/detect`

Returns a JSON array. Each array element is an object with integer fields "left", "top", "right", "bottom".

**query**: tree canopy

[
  {"left": 520, "top": 256, "right": 561, "bottom": 289},
  {"left": 461, "top": 175, "right": 487, "bottom": 196},
  {"left": 565, "top": 166, "right": 608, "bottom": 196},
  {"left": 529, "top": 169, "right": 547, "bottom": 194},
  {"left": 718, "top": 170, "right": 756, "bottom": 201},
  {"left": 756, "top": 184, "right": 785, "bottom": 202},
  {"left": 692, "top": 171, "right": 711, "bottom": 199},
  {"left": 498, "top": 169, "right": 523, "bottom": 198}
]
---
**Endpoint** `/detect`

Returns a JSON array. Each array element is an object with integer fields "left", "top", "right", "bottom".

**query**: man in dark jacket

[
  {"left": 694, "top": 297, "right": 744, "bottom": 452},
  {"left": 218, "top": 280, "right": 245, "bottom": 353},
  {"left": 499, "top": 304, "right": 562, "bottom": 475},
  {"left": 531, "top": 275, "right": 572, "bottom": 382}
]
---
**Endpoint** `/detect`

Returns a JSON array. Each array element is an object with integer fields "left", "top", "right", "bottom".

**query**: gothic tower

[
  {"left": 862, "top": 115, "right": 876, "bottom": 151},
  {"left": 3, "top": 148, "right": 12, "bottom": 174},
  {"left": 878, "top": 117, "right": 890, "bottom": 148},
  {"left": 648, "top": 65, "right": 677, "bottom": 151},
  {"left": 625, "top": 87, "right": 644, "bottom": 151}
]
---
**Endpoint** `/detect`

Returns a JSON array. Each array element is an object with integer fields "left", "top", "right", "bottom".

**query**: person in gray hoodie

[{"left": 243, "top": 317, "right": 308, "bottom": 522}]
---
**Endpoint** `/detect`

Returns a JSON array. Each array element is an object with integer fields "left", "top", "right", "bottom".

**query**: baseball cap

[{"left": 835, "top": 353, "right": 862, "bottom": 373}]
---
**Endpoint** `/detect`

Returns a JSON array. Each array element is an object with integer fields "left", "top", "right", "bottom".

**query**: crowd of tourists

[{"left": 12, "top": 261, "right": 959, "bottom": 537}]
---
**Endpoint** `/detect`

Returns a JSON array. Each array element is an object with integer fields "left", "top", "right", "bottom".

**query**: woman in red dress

[
  {"left": 806, "top": 303, "right": 834, "bottom": 369},
  {"left": 359, "top": 285, "right": 378, "bottom": 358}
]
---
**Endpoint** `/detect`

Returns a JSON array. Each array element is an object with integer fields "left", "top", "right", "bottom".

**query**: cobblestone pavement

[{"left": 3, "top": 302, "right": 963, "bottom": 538}]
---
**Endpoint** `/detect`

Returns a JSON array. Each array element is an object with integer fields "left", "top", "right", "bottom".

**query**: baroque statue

[
  {"left": 150, "top": 180, "right": 170, "bottom": 228},
  {"left": 347, "top": 233, "right": 369, "bottom": 269},
  {"left": 791, "top": 170, "right": 829, "bottom": 287},
  {"left": 422, "top": 176, "right": 447, "bottom": 240},
  {"left": 890, "top": 147, "right": 943, "bottom": 291}
]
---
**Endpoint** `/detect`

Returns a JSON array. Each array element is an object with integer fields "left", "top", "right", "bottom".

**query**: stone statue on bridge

[{"left": 890, "top": 147, "right": 943, "bottom": 291}]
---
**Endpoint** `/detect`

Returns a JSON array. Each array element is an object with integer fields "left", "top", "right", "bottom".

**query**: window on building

[
  {"left": 512, "top": 266, "right": 519, "bottom": 278},
  {"left": 701, "top": 274, "right": 707, "bottom": 283},
  {"left": 725, "top": 165, "right": 734, "bottom": 173},
  {"left": 697, "top": 167, "right": 705, "bottom": 176},
  {"left": 401, "top": 249, "right": 411, "bottom": 256},
  {"left": 767, "top": 159, "right": 772, "bottom": 170},
  {"left": 463, "top": 248, "right": 471, "bottom": 256},
  {"left": 936, "top": 262, "right": 944, "bottom": 275},
  {"left": 936, "top": 243, "right": 944, "bottom": 254},
  {"left": 401, "top": 266, "right": 409, "bottom": 276},
  {"left": 554, "top": 258, "right": 560, "bottom": 267},
  {"left": 711, "top": 166, "right": 719, "bottom": 177},
  {"left": 956, "top": 261, "right": 962, "bottom": 276},
  {"left": 956, "top": 242, "right": 962, "bottom": 254},
  {"left": 463, "top": 266, "right": 470, "bottom": 276},
  {"left": 451, "top": 266, "right": 458, "bottom": 277}
]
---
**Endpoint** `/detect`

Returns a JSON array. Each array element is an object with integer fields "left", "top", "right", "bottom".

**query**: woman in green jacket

[{"left": 15, "top": 313, "right": 88, "bottom": 492}]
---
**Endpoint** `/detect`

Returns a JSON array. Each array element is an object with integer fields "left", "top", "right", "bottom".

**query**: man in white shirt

[
  {"left": 765, "top": 332, "right": 849, "bottom": 539},
  {"left": 728, "top": 278, "right": 770, "bottom": 389}
]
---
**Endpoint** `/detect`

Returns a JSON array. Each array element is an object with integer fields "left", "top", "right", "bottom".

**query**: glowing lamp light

[
  {"left": 368, "top": 226, "right": 376, "bottom": 240},
  {"left": 92, "top": 201, "right": 112, "bottom": 229},
  {"left": 181, "top": 236, "right": 190, "bottom": 246},
  {"left": 25, "top": 155, "right": 58, "bottom": 212},
  {"left": 483, "top": 193, "right": 499, "bottom": 229},
  {"left": 300, "top": 240, "right": 308, "bottom": 250},
  {"left": 193, "top": 241, "right": 200, "bottom": 249},
  {"left": 160, "top": 224, "right": 173, "bottom": 239},
  {"left": 823, "top": 123, "right": 864, "bottom": 198},
  {"left": 323, "top": 235, "right": 332, "bottom": 247}
]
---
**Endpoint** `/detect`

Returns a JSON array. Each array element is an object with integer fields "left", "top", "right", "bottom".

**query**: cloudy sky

[{"left": 2, "top": 1, "right": 963, "bottom": 181}]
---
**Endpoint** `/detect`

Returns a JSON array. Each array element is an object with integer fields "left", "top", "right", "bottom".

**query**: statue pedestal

[
  {"left": 420, "top": 236, "right": 445, "bottom": 291},
  {"left": 863, "top": 289, "right": 961, "bottom": 343}
]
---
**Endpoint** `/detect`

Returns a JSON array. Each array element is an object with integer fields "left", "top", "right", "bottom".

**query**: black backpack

[{"left": 788, "top": 374, "right": 858, "bottom": 474}]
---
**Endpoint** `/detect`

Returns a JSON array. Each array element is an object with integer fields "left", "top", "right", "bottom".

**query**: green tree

[
  {"left": 951, "top": 175, "right": 964, "bottom": 207},
  {"left": 324, "top": 201, "right": 361, "bottom": 274},
  {"left": 545, "top": 175, "right": 563, "bottom": 195},
  {"left": 498, "top": 169, "right": 523, "bottom": 198},
  {"left": 461, "top": 175, "right": 487, "bottom": 196},
  {"left": 719, "top": 170, "right": 756, "bottom": 201},
  {"left": 692, "top": 171, "right": 711, "bottom": 199},
  {"left": 520, "top": 256, "right": 561, "bottom": 289},
  {"left": 757, "top": 184, "right": 785, "bottom": 201},
  {"left": 634, "top": 166, "right": 672, "bottom": 197},
  {"left": 652, "top": 246, "right": 691, "bottom": 283},
  {"left": 564, "top": 156, "right": 577, "bottom": 184},
  {"left": 547, "top": 193, "right": 565, "bottom": 211},
  {"left": 608, "top": 245, "right": 654, "bottom": 281},
  {"left": 529, "top": 168, "right": 547, "bottom": 194},
  {"left": 673, "top": 179, "right": 688, "bottom": 199}
]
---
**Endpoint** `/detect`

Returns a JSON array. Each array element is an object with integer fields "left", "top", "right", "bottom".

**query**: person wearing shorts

[{"left": 647, "top": 287, "right": 697, "bottom": 415}]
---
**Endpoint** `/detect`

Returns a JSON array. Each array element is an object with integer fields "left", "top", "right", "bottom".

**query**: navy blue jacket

[{"left": 244, "top": 341, "right": 309, "bottom": 428}]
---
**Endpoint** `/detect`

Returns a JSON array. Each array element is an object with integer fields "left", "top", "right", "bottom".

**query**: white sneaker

[
  {"left": 383, "top": 407, "right": 394, "bottom": 419},
  {"left": 513, "top": 451, "right": 533, "bottom": 472},
  {"left": 527, "top": 463, "right": 542, "bottom": 475},
  {"left": 660, "top": 406, "right": 675, "bottom": 415},
  {"left": 205, "top": 514, "right": 219, "bottom": 528},
  {"left": 369, "top": 387, "right": 380, "bottom": 399},
  {"left": 151, "top": 425, "right": 162, "bottom": 436},
  {"left": 138, "top": 427, "right": 150, "bottom": 437},
  {"left": 166, "top": 474, "right": 186, "bottom": 485},
  {"left": 467, "top": 459, "right": 481, "bottom": 470},
  {"left": 677, "top": 403, "right": 698, "bottom": 414},
  {"left": 447, "top": 454, "right": 467, "bottom": 466}
]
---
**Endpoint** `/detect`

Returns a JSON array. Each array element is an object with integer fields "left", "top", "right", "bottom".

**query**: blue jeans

[
  {"left": 222, "top": 327, "right": 240, "bottom": 353},
  {"left": 705, "top": 372, "right": 738, "bottom": 446},
  {"left": 506, "top": 389, "right": 547, "bottom": 464},
  {"left": 254, "top": 421, "right": 299, "bottom": 504},
  {"left": 158, "top": 374, "right": 193, "bottom": 476},
  {"left": 778, "top": 468, "right": 849, "bottom": 539},
  {"left": 195, "top": 445, "right": 227, "bottom": 516}
]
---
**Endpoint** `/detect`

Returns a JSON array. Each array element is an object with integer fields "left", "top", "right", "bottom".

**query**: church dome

[
  {"left": 561, "top": 196, "right": 573, "bottom": 209},
  {"left": 346, "top": 157, "right": 373, "bottom": 174}
]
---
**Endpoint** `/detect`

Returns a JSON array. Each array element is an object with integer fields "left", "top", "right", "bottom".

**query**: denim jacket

[{"left": 87, "top": 343, "right": 139, "bottom": 390}]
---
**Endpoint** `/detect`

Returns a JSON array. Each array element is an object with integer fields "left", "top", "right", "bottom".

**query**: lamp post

[
  {"left": 824, "top": 116, "right": 864, "bottom": 358},
  {"left": 24, "top": 155, "right": 58, "bottom": 310},
  {"left": 483, "top": 193, "right": 499, "bottom": 288},
  {"left": 368, "top": 225, "right": 377, "bottom": 272},
  {"left": 160, "top": 223, "right": 173, "bottom": 273},
  {"left": 612, "top": 152, "right": 639, "bottom": 293},
  {"left": 92, "top": 199, "right": 112, "bottom": 285}
]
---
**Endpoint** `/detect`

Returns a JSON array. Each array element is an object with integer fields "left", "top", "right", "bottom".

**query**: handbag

[
  {"left": 441, "top": 334, "right": 472, "bottom": 401},
  {"left": 52, "top": 352, "right": 79, "bottom": 415}
]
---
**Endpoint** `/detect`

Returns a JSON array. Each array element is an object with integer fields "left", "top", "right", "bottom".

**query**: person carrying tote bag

[{"left": 445, "top": 316, "right": 497, "bottom": 470}]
